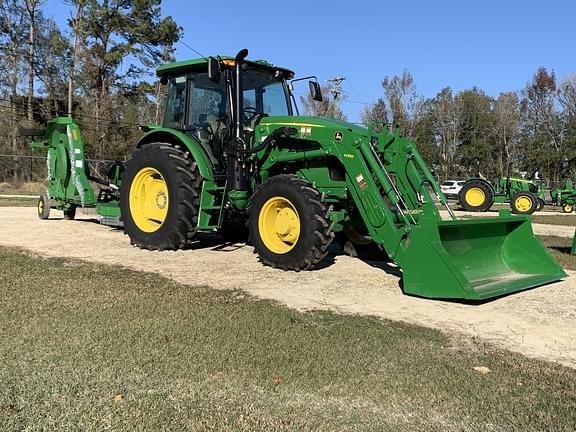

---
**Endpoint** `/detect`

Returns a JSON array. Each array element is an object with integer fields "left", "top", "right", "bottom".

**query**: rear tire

[
  {"left": 510, "top": 191, "right": 538, "bottom": 215},
  {"left": 459, "top": 180, "right": 494, "bottom": 212},
  {"left": 249, "top": 174, "right": 333, "bottom": 270},
  {"left": 63, "top": 206, "right": 76, "bottom": 220},
  {"left": 120, "top": 143, "right": 202, "bottom": 250},
  {"left": 340, "top": 223, "right": 387, "bottom": 261},
  {"left": 37, "top": 194, "right": 50, "bottom": 220}
]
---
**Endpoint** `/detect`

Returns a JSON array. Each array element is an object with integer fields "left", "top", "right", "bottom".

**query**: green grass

[
  {"left": 0, "top": 197, "right": 36, "bottom": 207},
  {"left": 532, "top": 214, "right": 576, "bottom": 226},
  {"left": 538, "top": 235, "right": 576, "bottom": 270},
  {"left": 1, "top": 248, "right": 575, "bottom": 431}
]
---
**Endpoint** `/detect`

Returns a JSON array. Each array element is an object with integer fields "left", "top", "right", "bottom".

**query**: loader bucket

[{"left": 398, "top": 211, "right": 566, "bottom": 300}]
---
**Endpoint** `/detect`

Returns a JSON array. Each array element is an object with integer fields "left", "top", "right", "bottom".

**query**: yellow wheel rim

[
  {"left": 129, "top": 167, "right": 169, "bottom": 233},
  {"left": 465, "top": 187, "right": 486, "bottom": 207},
  {"left": 564, "top": 204, "right": 573, "bottom": 213},
  {"left": 515, "top": 196, "right": 533, "bottom": 212},
  {"left": 37, "top": 198, "right": 44, "bottom": 215},
  {"left": 258, "top": 196, "right": 300, "bottom": 254}
]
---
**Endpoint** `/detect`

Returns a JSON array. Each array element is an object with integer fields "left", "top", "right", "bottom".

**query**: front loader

[{"left": 29, "top": 49, "right": 566, "bottom": 300}]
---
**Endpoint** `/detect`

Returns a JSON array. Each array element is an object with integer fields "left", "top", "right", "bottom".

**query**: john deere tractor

[
  {"left": 551, "top": 179, "right": 576, "bottom": 213},
  {"left": 459, "top": 175, "right": 545, "bottom": 214},
  {"left": 27, "top": 49, "right": 565, "bottom": 301}
]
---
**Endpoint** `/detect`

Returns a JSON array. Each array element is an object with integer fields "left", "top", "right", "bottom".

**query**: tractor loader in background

[{"left": 27, "top": 49, "right": 566, "bottom": 301}]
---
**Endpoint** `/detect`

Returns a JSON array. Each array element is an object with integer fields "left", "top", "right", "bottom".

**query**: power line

[{"left": 178, "top": 41, "right": 206, "bottom": 59}]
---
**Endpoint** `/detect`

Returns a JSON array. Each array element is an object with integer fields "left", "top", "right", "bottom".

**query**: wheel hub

[
  {"left": 129, "top": 167, "right": 169, "bottom": 233},
  {"left": 515, "top": 196, "right": 532, "bottom": 212},
  {"left": 258, "top": 197, "right": 301, "bottom": 254},
  {"left": 465, "top": 187, "right": 485, "bottom": 207}
]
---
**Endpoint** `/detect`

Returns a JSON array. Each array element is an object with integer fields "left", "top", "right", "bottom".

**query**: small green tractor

[
  {"left": 459, "top": 175, "right": 545, "bottom": 214},
  {"left": 550, "top": 179, "right": 576, "bottom": 213},
  {"left": 26, "top": 49, "right": 565, "bottom": 301}
]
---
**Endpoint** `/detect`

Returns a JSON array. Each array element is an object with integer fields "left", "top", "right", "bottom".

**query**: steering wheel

[{"left": 243, "top": 106, "right": 261, "bottom": 123}]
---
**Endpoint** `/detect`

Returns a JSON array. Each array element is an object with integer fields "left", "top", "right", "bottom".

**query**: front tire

[
  {"left": 120, "top": 143, "right": 202, "bottom": 250},
  {"left": 536, "top": 198, "right": 545, "bottom": 212},
  {"left": 459, "top": 180, "right": 494, "bottom": 212},
  {"left": 249, "top": 175, "right": 333, "bottom": 270},
  {"left": 37, "top": 194, "right": 50, "bottom": 220},
  {"left": 563, "top": 204, "right": 573, "bottom": 213},
  {"left": 510, "top": 191, "right": 538, "bottom": 215}
]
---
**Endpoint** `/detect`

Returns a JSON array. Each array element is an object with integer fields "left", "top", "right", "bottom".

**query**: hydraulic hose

[{"left": 242, "top": 127, "right": 298, "bottom": 156}]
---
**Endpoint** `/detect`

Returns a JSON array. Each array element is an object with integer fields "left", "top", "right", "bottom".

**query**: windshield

[{"left": 243, "top": 69, "right": 290, "bottom": 116}]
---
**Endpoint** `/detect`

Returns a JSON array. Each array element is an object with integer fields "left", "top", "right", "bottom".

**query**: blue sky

[{"left": 44, "top": 0, "right": 575, "bottom": 122}]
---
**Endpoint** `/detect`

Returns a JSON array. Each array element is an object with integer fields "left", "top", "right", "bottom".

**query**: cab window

[
  {"left": 243, "top": 69, "right": 289, "bottom": 117},
  {"left": 186, "top": 73, "right": 227, "bottom": 128},
  {"left": 164, "top": 76, "right": 187, "bottom": 128}
]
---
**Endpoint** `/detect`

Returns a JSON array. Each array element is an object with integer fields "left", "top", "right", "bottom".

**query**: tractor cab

[{"left": 158, "top": 56, "right": 297, "bottom": 170}]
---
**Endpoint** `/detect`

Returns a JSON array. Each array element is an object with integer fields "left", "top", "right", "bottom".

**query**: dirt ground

[{"left": 2, "top": 206, "right": 576, "bottom": 368}]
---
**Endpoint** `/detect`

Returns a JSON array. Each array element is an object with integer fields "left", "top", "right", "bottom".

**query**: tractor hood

[{"left": 259, "top": 116, "right": 370, "bottom": 138}]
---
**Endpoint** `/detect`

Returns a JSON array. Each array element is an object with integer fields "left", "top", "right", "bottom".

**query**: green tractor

[
  {"left": 27, "top": 49, "right": 566, "bottom": 300},
  {"left": 550, "top": 179, "right": 576, "bottom": 213},
  {"left": 459, "top": 174, "right": 546, "bottom": 214}
]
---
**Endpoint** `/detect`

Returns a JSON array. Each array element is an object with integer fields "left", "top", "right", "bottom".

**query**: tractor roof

[{"left": 156, "top": 56, "right": 294, "bottom": 77}]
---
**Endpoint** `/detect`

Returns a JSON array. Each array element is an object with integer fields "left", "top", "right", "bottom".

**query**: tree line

[
  {"left": 0, "top": 0, "right": 180, "bottom": 181},
  {"left": 359, "top": 68, "right": 576, "bottom": 183},
  {"left": 304, "top": 69, "right": 576, "bottom": 184},
  {"left": 1, "top": 0, "right": 575, "bottom": 185}
]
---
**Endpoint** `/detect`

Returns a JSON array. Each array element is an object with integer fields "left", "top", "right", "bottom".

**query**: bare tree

[
  {"left": 558, "top": 75, "right": 576, "bottom": 118},
  {"left": 521, "top": 67, "right": 560, "bottom": 150},
  {"left": 299, "top": 82, "right": 347, "bottom": 120},
  {"left": 493, "top": 92, "right": 520, "bottom": 176},
  {"left": 381, "top": 70, "right": 419, "bottom": 136},
  {"left": 361, "top": 98, "right": 387, "bottom": 131},
  {"left": 432, "top": 87, "right": 461, "bottom": 178}
]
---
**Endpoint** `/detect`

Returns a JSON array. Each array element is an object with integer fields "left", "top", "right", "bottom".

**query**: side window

[
  {"left": 164, "top": 76, "right": 187, "bottom": 128},
  {"left": 187, "top": 74, "right": 227, "bottom": 127}
]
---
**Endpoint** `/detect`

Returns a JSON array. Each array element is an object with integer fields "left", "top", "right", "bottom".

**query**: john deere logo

[
  {"left": 156, "top": 191, "right": 167, "bottom": 209},
  {"left": 334, "top": 131, "right": 343, "bottom": 142}
]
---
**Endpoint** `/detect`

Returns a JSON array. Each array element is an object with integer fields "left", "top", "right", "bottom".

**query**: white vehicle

[{"left": 440, "top": 180, "right": 465, "bottom": 198}]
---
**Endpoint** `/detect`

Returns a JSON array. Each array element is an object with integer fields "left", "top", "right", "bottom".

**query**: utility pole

[{"left": 327, "top": 76, "right": 345, "bottom": 119}]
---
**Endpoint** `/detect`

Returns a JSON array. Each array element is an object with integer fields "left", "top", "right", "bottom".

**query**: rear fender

[
  {"left": 467, "top": 177, "right": 495, "bottom": 194},
  {"left": 136, "top": 128, "right": 214, "bottom": 181}
]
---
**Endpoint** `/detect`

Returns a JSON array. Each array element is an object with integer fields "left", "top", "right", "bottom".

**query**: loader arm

[{"left": 255, "top": 118, "right": 565, "bottom": 300}]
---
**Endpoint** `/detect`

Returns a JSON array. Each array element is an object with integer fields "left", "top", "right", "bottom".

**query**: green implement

[{"left": 23, "top": 117, "right": 122, "bottom": 225}]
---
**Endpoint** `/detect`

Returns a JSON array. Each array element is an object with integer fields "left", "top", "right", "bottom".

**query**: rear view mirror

[
  {"left": 309, "top": 81, "right": 323, "bottom": 102},
  {"left": 208, "top": 57, "right": 220, "bottom": 83}
]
